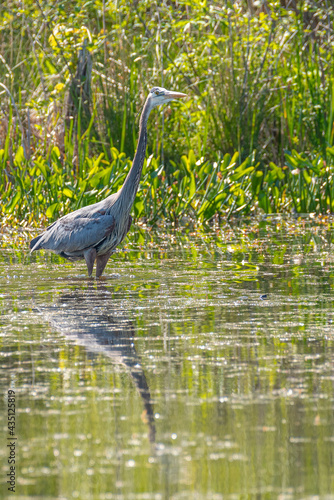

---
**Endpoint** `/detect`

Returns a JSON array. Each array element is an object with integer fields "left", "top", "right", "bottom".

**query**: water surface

[{"left": 1, "top": 218, "right": 334, "bottom": 499}]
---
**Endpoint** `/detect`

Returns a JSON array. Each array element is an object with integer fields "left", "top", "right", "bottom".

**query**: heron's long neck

[{"left": 118, "top": 99, "right": 151, "bottom": 213}]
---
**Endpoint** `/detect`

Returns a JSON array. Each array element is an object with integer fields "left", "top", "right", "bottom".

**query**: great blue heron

[{"left": 30, "top": 87, "right": 187, "bottom": 277}]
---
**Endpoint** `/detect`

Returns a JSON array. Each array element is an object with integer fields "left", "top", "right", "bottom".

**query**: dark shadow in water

[{"left": 37, "top": 282, "right": 156, "bottom": 443}]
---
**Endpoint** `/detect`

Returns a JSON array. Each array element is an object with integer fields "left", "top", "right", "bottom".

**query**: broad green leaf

[{"left": 46, "top": 203, "right": 60, "bottom": 219}]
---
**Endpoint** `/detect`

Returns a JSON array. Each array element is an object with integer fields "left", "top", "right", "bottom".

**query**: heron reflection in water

[
  {"left": 38, "top": 283, "right": 155, "bottom": 443},
  {"left": 30, "top": 87, "right": 186, "bottom": 278}
]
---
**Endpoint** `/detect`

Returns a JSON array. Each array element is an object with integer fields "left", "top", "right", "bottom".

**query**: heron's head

[{"left": 147, "top": 86, "right": 187, "bottom": 110}]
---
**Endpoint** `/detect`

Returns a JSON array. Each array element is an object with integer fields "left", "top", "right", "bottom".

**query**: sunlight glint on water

[{"left": 0, "top": 219, "right": 334, "bottom": 499}]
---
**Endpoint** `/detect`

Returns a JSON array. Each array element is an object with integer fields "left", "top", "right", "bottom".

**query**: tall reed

[{"left": 1, "top": 1, "right": 334, "bottom": 225}]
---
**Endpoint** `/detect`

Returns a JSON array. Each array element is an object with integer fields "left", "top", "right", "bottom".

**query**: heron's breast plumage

[
  {"left": 94, "top": 209, "right": 131, "bottom": 256},
  {"left": 95, "top": 221, "right": 122, "bottom": 254}
]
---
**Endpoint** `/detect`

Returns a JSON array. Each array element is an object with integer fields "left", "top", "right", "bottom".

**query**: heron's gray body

[
  {"left": 30, "top": 87, "right": 186, "bottom": 277},
  {"left": 30, "top": 194, "right": 131, "bottom": 261}
]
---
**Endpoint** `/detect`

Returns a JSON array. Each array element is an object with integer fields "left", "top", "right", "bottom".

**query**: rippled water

[{"left": 1, "top": 218, "right": 334, "bottom": 499}]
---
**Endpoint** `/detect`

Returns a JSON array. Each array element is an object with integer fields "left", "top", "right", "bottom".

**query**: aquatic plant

[
  {"left": 1, "top": 1, "right": 334, "bottom": 226},
  {"left": 0, "top": 143, "right": 259, "bottom": 225},
  {"left": 2, "top": 140, "right": 334, "bottom": 229}
]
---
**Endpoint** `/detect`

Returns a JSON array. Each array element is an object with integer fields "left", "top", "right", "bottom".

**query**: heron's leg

[
  {"left": 83, "top": 248, "right": 97, "bottom": 277},
  {"left": 96, "top": 251, "right": 112, "bottom": 278}
]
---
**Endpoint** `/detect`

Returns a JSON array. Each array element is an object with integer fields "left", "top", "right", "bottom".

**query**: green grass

[
  {"left": 2, "top": 140, "right": 334, "bottom": 229},
  {"left": 1, "top": 1, "right": 334, "bottom": 226}
]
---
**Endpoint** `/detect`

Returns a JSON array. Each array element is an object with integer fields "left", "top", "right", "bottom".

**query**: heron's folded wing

[{"left": 34, "top": 215, "right": 115, "bottom": 253}]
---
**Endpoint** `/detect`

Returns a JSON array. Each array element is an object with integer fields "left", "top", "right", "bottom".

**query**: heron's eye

[{"left": 155, "top": 90, "right": 160, "bottom": 95}]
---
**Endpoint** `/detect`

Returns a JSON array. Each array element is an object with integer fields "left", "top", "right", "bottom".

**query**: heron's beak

[{"left": 165, "top": 91, "right": 187, "bottom": 100}]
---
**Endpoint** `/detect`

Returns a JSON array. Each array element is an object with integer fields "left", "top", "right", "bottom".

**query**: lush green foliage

[
  {"left": 1, "top": 143, "right": 259, "bottom": 225},
  {"left": 1, "top": 0, "right": 334, "bottom": 225}
]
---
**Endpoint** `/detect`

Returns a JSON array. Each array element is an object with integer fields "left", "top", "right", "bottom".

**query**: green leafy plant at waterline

[
  {"left": 257, "top": 149, "right": 334, "bottom": 214},
  {"left": 1, "top": 145, "right": 261, "bottom": 225},
  {"left": 2, "top": 144, "right": 334, "bottom": 228},
  {"left": 1, "top": 145, "right": 132, "bottom": 225},
  {"left": 135, "top": 150, "right": 259, "bottom": 223}
]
